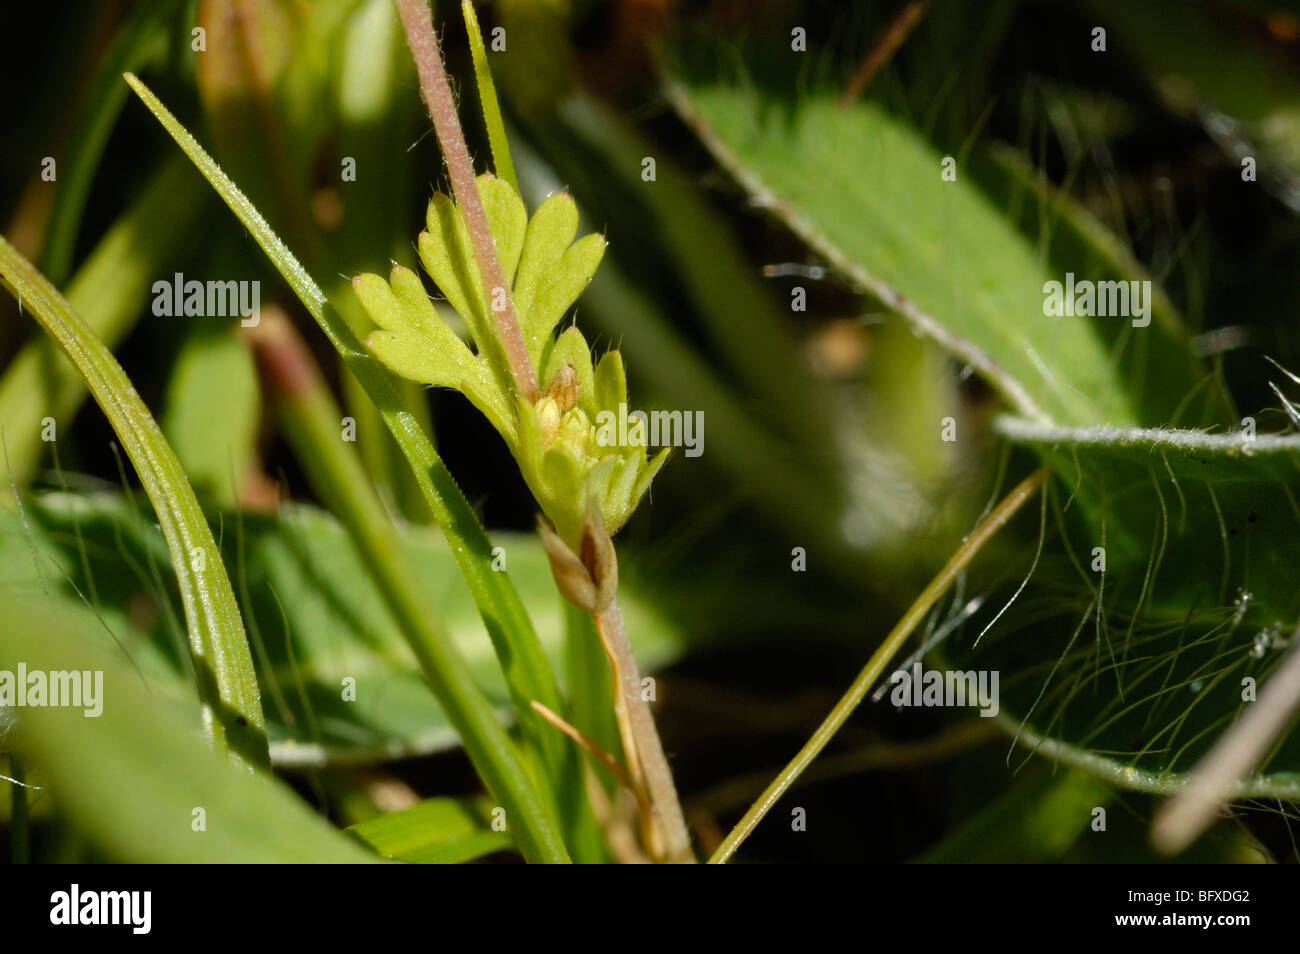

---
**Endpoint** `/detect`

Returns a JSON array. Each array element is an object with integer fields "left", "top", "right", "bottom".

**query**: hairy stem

[
  {"left": 394, "top": 0, "right": 538, "bottom": 402},
  {"left": 593, "top": 597, "right": 694, "bottom": 863},
  {"left": 710, "top": 467, "right": 1049, "bottom": 863}
]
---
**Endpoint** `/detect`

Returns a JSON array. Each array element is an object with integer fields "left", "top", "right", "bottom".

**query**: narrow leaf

[
  {"left": 462, "top": 0, "right": 518, "bottom": 192},
  {"left": 0, "top": 235, "right": 268, "bottom": 769},
  {"left": 1, "top": 601, "right": 375, "bottom": 862}
]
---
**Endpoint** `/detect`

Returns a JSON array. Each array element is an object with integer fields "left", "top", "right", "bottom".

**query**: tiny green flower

[{"left": 353, "top": 173, "right": 668, "bottom": 548}]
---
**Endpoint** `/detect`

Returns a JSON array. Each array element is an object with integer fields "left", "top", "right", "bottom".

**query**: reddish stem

[{"left": 395, "top": 0, "right": 539, "bottom": 402}]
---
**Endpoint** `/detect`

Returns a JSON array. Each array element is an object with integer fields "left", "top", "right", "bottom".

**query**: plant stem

[
  {"left": 394, "top": 0, "right": 537, "bottom": 402},
  {"left": 593, "top": 597, "right": 695, "bottom": 863},
  {"left": 709, "top": 467, "right": 1049, "bottom": 863}
]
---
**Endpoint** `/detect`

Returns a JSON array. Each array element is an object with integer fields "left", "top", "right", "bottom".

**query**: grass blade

[
  {"left": 462, "top": 0, "right": 518, "bottom": 192},
  {"left": 0, "top": 235, "right": 268, "bottom": 769},
  {"left": 38, "top": 0, "right": 186, "bottom": 284},
  {"left": 709, "top": 468, "right": 1048, "bottom": 862}
]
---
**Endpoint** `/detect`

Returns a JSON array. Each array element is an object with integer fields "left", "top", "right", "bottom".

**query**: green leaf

[
  {"left": 0, "top": 599, "right": 377, "bottom": 863},
  {"left": 413, "top": 175, "right": 605, "bottom": 383},
  {"left": 420, "top": 175, "right": 528, "bottom": 358},
  {"left": 1, "top": 494, "right": 685, "bottom": 767},
  {"left": 161, "top": 325, "right": 260, "bottom": 507},
  {"left": 522, "top": 231, "right": 606, "bottom": 370},
  {"left": 955, "top": 415, "right": 1300, "bottom": 794},
  {"left": 593, "top": 349, "right": 628, "bottom": 419},
  {"left": 366, "top": 163, "right": 653, "bottom": 545},
  {"left": 514, "top": 190, "right": 580, "bottom": 363},
  {"left": 347, "top": 795, "right": 512, "bottom": 862},
  {"left": 462, "top": 0, "right": 518, "bottom": 193},
  {"left": 0, "top": 235, "right": 267, "bottom": 769},
  {"left": 660, "top": 35, "right": 1209, "bottom": 428},
  {"left": 972, "top": 144, "right": 1222, "bottom": 428},
  {"left": 355, "top": 268, "right": 472, "bottom": 375},
  {"left": 355, "top": 267, "right": 514, "bottom": 436}
]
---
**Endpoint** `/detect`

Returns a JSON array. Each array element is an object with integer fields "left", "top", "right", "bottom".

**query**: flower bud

[
  {"left": 543, "top": 362, "right": 579, "bottom": 414},
  {"left": 558, "top": 407, "right": 592, "bottom": 456},
  {"left": 537, "top": 396, "right": 561, "bottom": 445}
]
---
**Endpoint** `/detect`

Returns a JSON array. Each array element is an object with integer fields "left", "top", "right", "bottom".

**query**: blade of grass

[
  {"left": 125, "top": 72, "right": 573, "bottom": 862},
  {"left": 709, "top": 467, "right": 1049, "bottom": 863},
  {"left": 462, "top": 0, "right": 518, "bottom": 192},
  {"left": 0, "top": 235, "right": 268, "bottom": 770}
]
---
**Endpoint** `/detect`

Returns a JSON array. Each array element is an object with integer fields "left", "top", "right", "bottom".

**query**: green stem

[{"left": 709, "top": 468, "right": 1049, "bottom": 863}]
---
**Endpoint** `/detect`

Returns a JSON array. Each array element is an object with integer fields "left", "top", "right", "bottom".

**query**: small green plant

[
  {"left": 363, "top": 0, "right": 690, "bottom": 860},
  {"left": 352, "top": 181, "right": 666, "bottom": 551}
]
